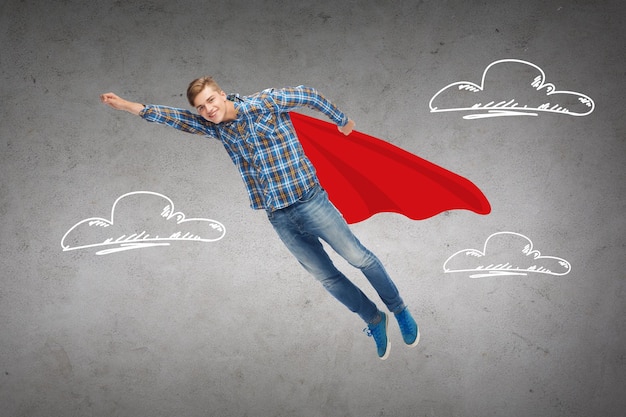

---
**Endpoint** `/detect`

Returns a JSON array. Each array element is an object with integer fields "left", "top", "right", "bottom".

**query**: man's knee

[
  {"left": 345, "top": 248, "right": 378, "bottom": 269},
  {"left": 317, "top": 272, "right": 345, "bottom": 290}
]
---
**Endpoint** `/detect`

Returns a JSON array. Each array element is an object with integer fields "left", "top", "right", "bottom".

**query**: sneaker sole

[
  {"left": 380, "top": 314, "right": 390, "bottom": 360},
  {"left": 406, "top": 329, "right": 420, "bottom": 348}
]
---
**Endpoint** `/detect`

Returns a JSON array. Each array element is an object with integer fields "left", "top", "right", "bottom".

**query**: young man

[{"left": 100, "top": 77, "right": 419, "bottom": 359}]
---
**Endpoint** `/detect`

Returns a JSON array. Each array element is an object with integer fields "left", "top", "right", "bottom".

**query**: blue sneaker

[
  {"left": 364, "top": 311, "right": 390, "bottom": 360},
  {"left": 395, "top": 307, "right": 420, "bottom": 347}
]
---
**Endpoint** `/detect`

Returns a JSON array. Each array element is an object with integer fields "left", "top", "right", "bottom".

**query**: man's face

[{"left": 193, "top": 86, "right": 228, "bottom": 123}]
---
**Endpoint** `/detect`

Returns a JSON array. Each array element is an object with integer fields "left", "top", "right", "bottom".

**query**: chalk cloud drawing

[
  {"left": 61, "top": 191, "right": 225, "bottom": 255},
  {"left": 443, "top": 231, "right": 571, "bottom": 278},
  {"left": 429, "top": 59, "right": 595, "bottom": 119}
]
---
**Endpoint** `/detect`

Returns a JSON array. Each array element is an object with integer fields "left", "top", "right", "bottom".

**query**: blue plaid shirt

[{"left": 139, "top": 85, "right": 349, "bottom": 211}]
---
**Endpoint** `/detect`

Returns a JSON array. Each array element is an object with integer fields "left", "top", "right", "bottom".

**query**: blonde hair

[{"left": 186, "top": 76, "right": 222, "bottom": 106}]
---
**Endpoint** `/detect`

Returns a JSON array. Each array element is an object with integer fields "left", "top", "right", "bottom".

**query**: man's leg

[
  {"left": 294, "top": 187, "right": 405, "bottom": 314},
  {"left": 287, "top": 185, "right": 420, "bottom": 350},
  {"left": 267, "top": 188, "right": 380, "bottom": 324}
]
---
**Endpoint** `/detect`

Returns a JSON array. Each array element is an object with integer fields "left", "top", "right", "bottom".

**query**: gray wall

[{"left": 1, "top": 1, "right": 624, "bottom": 416}]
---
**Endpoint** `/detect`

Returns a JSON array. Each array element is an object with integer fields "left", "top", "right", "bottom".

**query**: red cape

[{"left": 290, "top": 112, "right": 491, "bottom": 224}]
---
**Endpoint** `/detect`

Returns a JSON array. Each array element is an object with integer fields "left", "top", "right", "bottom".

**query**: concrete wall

[{"left": 1, "top": 0, "right": 624, "bottom": 416}]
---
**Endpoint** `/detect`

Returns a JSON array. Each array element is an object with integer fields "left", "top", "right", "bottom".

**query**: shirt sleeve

[
  {"left": 139, "top": 104, "right": 217, "bottom": 137},
  {"left": 269, "top": 86, "right": 349, "bottom": 127}
]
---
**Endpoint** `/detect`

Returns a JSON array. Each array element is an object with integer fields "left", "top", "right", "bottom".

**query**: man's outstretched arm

[
  {"left": 100, "top": 92, "right": 215, "bottom": 137},
  {"left": 100, "top": 92, "right": 145, "bottom": 115}
]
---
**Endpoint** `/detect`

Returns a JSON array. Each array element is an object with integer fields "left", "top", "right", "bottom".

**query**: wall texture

[{"left": 1, "top": 1, "right": 624, "bottom": 416}]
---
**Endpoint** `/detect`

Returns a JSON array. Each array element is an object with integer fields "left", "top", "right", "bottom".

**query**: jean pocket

[{"left": 297, "top": 184, "right": 321, "bottom": 204}]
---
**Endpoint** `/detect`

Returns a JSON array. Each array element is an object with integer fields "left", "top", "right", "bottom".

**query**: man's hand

[
  {"left": 338, "top": 119, "right": 355, "bottom": 136},
  {"left": 100, "top": 92, "right": 145, "bottom": 115}
]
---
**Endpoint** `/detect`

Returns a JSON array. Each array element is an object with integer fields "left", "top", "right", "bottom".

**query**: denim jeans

[{"left": 267, "top": 184, "right": 405, "bottom": 323}]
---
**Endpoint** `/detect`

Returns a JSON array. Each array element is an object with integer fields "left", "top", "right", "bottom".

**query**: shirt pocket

[{"left": 254, "top": 113, "right": 277, "bottom": 137}]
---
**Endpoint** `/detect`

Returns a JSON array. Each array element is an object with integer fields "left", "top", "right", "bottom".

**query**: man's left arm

[
  {"left": 272, "top": 86, "right": 355, "bottom": 136},
  {"left": 337, "top": 119, "right": 355, "bottom": 136}
]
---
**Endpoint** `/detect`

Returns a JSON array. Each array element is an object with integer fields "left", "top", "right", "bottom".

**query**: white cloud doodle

[
  {"left": 429, "top": 59, "right": 595, "bottom": 119},
  {"left": 61, "top": 191, "right": 225, "bottom": 255},
  {"left": 443, "top": 231, "right": 571, "bottom": 278}
]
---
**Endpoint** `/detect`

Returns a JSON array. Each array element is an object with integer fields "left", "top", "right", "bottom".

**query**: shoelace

[{"left": 363, "top": 324, "right": 383, "bottom": 341}]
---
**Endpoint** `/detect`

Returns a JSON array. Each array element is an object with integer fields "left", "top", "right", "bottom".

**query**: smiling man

[{"left": 100, "top": 77, "right": 419, "bottom": 360}]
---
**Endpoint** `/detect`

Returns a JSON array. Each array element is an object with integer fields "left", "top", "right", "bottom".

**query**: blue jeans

[{"left": 267, "top": 184, "right": 405, "bottom": 324}]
